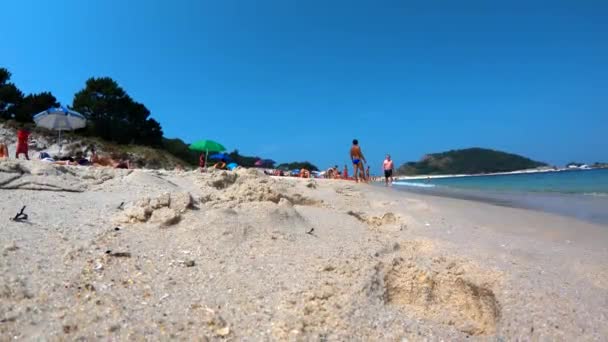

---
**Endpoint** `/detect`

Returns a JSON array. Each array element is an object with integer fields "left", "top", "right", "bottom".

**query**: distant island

[{"left": 396, "top": 147, "right": 547, "bottom": 176}]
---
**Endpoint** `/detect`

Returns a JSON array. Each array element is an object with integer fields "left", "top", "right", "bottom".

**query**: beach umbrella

[
  {"left": 33, "top": 106, "right": 86, "bottom": 149},
  {"left": 209, "top": 152, "right": 230, "bottom": 161},
  {"left": 189, "top": 139, "right": 226, "bottom": 167}
]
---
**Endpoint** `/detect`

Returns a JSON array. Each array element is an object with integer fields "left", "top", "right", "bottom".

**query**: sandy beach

[{"left": 1, "top": 160, "right": 607, "bottom": 340}]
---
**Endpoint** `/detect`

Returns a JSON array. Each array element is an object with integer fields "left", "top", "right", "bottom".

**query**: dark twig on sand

[
  {"left": 105, "top": 250, "right": 132, "bottom": 258},
  {"left": 305, "top": 228, "right": 315, "bottom": 235},
  {"left": 12, "top": 206, "right": 28, "bottom": 222}
]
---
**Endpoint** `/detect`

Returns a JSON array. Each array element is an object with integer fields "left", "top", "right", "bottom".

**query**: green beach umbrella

[{"left": 189, "top": 139, "right": 226, "bottom": 167}]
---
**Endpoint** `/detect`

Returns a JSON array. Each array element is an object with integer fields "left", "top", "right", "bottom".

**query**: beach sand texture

[{"left": 1, "top": 161, "right": 608, "bottom": 340}]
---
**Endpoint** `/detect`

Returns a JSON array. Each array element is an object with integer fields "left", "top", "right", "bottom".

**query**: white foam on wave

[
  {"left": 393, "top": 181, "right": 436, "bottom": 188},
  {"left": 582, "top": 192, "right": 608, "bottom": 197}
]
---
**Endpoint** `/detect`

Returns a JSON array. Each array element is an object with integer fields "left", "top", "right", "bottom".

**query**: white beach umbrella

[{"left": 33, "top": 106, "right": 86, "bottom": 149}]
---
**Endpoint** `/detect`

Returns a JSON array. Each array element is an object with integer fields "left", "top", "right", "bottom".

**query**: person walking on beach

[
  {"left": 383, "top": 154, "right": 394, "bottom": 186},
  {"left": 15, "top": 128, "right": 30, "bottom": 160},
  {"left": 350, "top": 139, "right": 366, "bottom": 182}
]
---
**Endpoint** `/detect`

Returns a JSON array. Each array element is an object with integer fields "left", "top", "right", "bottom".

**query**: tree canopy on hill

[
  {"left": 1, "top": 67, "right": 320, "bottom": 169},
  {"left": 397, "top": 148, "right": 547, "bottom": 175},
  {"left": 0, "top": 68, "right": 60, "bottom": 122},
  {"left": 72, "top": 77, "right": 163, "bottom": 146}
]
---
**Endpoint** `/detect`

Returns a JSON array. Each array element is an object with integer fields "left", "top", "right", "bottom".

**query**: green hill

[{"left": 397, "top": 148, "right": 547, "bottom": 175}]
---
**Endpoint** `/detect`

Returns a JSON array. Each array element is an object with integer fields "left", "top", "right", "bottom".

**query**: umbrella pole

[
  {"left": 205, "top": 148, "right": 208, "bottom": 169},
  {"left": 58, "top": 130, "right": 62, "bottom": 153}
]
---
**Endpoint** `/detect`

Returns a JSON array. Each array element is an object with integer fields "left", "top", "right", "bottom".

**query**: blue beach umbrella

[
  {"left": 34, "top": 106, "right": 86, "bottom": 148},
  {"left": 209, "top": 153, "right": 230, "bottom": 161}
]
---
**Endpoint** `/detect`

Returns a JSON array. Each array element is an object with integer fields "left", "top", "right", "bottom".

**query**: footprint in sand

[{"left": 347, "top": 211, "right": 402, "bottom": 229}]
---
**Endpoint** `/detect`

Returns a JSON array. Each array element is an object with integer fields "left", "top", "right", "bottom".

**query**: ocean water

[
  {"left": 394, "top": 169, "right": 608, "bottom": 195},
  {"left": 393, "top": 169, "right": 608, "bottom": 225}
]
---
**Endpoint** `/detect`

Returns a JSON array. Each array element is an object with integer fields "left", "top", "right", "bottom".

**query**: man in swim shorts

[
  {"left": 350, "top": 139, "right": 367, "bottom": 182},
  {"left": 383, "top": 154, "right": 394, "bottom": 186}
]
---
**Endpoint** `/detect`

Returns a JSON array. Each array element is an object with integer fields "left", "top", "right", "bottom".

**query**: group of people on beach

[
  {"left": 2, "top": 129, "right": 395, "bottom": 185},
  {"left": 0, "top": 129, "right": 31, "bottom": 160},
  {"left": 0, "top": 128, "right": 132, "bottom": 169},
  {"left": 350, "top": 139, "right": 394, "bottom": 186}
]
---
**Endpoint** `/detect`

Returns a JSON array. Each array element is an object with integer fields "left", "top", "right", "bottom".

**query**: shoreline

[
  {"left": 388, "top": 183, "right": 608, "bottom": 225},
  {"left": 393, "top": 166, "right": 598, "bottom": 180}
]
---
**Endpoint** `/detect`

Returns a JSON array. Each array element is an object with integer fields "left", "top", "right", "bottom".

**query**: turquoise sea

[
  {"left": 395, "top": 169, "right": 608, "bottom": 195},
  {"left": 393, "top": 169, "right": 608, "bottom": 224}
]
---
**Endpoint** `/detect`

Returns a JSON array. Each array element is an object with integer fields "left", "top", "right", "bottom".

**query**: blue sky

[{"left": 3, "top": 0, "right": 607, "bottom": 169}]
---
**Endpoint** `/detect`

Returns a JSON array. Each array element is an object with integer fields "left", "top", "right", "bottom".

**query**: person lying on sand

[
  {"left": 114, "top": 159, "right": 130, "bottom": 169},
  {"left": 90, "top": 151, "right": 130, "bottom": 169},
  {"left": 350, "top": 139, "right": 367, "bottom": 182},
  {"left": 213, "top": 160, "right": 227, "bottom": 170},
  {"left": 0, "top": 141, "right": 8, "bottom": 159}
]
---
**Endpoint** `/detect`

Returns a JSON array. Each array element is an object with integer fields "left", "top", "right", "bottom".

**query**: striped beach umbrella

[{"left": 34, "top": 106, "right": 86, "bottom": 148}]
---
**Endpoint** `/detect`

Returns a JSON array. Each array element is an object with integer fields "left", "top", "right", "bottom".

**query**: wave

[
  {"left": 393, "top": 181, "right": 436, "bottom": 188},
  {"left": 582, "top": 192, "right": 608, "bottom": 197}
]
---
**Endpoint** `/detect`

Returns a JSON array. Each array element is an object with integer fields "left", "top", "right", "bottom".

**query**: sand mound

[
  {"left": 383, "top": 257, "right": 500, "bottom": 336},
  {"left": 0, "top": 161, "right": 85, "bottom": 192},
  {"left": 0, "top": 160, "right": 124, "bottom": 192},
  {"left": 198, "top": 170, "right": 319, "bottom": 208},
  {"left": 347, "top": 211, "right": 402, "bottom": 229},
  {"left": 114, "top": 192, "right": 194, "bottom": 226},
  {"left": 270, "top": 238, "right": 501, "bottom": 339}
]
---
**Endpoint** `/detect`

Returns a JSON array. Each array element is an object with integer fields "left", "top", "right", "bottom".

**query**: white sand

[{"left": 1, "top": 160, "right": 607, "bottom": 340}]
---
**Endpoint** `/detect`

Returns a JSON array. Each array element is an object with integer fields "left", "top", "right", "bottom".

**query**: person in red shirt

[
  {"left": 343, "top": 165, "right": 348, "bottom": 179},
  {"left": 16, "top": 129, "right": 31, "bottom": 160}
]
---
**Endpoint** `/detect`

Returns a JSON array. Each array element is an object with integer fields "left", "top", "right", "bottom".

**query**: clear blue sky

[{"left": 3, "top": 0, "right": 607, "bottom": 169}]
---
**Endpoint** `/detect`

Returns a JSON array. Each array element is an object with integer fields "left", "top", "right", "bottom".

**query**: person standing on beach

[
  {"left": 383, "top": 154, "right": 394, "bottom": 186},
  {"left": 15, "top": 128, "right": 30, "bottom": 160},
  {"left": 350, "top": 139, "right": 366, "bottom": 182},
  {"left": 199, "top": 152, "right": 206, "bottom": 172}
]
